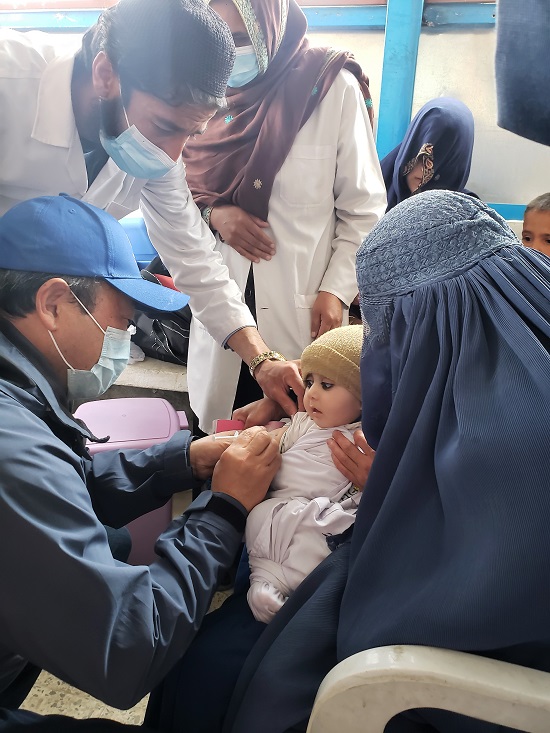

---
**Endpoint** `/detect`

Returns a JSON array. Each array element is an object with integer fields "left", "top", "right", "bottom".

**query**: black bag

[{"left": 132, "top": 257, "right": 191, "bottom": 366}]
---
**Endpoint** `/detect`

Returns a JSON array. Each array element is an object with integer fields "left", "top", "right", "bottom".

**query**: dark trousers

[
  {"left": 145, "top": 592, "right": 264, "bottom": 733},
  {"left": 0, "top": 709, "right": 153, "bottom": 732}
]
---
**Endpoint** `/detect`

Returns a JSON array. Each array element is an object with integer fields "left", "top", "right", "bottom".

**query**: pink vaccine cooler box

[{"left": 74, "top": 397, "right": 188, "bottom": 565}]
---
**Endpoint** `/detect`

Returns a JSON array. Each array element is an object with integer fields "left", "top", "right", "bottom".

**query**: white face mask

[
  {"left": 49, "top": 291, "right": 135, "bottom": 400},
  {"left": 100, "top": 102, "right": 178, "bottom": 180}
]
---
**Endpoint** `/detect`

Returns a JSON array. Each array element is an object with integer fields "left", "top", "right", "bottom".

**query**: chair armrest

[{"left": 307, "top": 645, "right": 550, "bottom": 733}]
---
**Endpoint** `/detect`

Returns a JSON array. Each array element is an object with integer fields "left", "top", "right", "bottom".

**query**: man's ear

[
  {"left": 34, "top": 279, "right": 73, "bottom": 333},
  {"left": 92, "top": 51, "right": 120, "bottom": 100}
]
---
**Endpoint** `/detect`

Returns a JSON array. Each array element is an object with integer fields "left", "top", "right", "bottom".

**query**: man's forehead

[{"left": 134, "top": 91, "right": 216, "bottom": 132}]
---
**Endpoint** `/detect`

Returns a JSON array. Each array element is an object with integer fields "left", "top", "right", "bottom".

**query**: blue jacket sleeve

[
  {"left": 86, "top": 430, "right": 198, "bottom": 528},
  {"left": 0, "top": 395, "right": 246, "bottom": 709}
]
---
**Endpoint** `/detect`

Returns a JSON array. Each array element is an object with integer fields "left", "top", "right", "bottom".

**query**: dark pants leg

[
  {"left": 0, "top": 666, "right": 41, "bottom": 711},
  {"left": 0, "top": 709, "right": 154, "bottom": 731},
  {"left": 145, "top": 593, "right": 265, "bottom": 733}
]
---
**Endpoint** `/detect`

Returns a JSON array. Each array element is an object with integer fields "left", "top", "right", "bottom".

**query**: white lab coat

[
  {"left": 187, "top": 69, "right": 387, "bottom": 431},
  {"left": 0, "top": 29, "right": 254, "bottom": 346}
]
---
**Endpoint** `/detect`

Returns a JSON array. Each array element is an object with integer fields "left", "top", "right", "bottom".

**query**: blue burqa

[
  {"left": 496, "top": 0, "right": 550, "bottom": 146},
  {"left": 381, "top": 98, "right": 475, "bottom": 211},
  {"left": 341, "top": 190, "right": 550, "bottom": 674}
]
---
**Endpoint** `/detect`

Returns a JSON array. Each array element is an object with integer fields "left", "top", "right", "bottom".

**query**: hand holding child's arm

[
  {"left": 189, "top": 434, "right": 235, "bottom": 481},
  {"left": 212, "top": 427, "right": 281, "bottom": 511}
]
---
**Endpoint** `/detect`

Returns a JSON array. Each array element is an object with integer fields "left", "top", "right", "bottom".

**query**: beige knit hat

[{"left": 300, "top": 325, "right": 363, "bottom": 403}]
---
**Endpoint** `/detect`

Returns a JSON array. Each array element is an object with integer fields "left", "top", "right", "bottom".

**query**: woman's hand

[
  {"left": 310, "top": 291, "right": 343, "bottom": 339},
  {"left": 328, "top": 428, "right": 375, "bottom": 489},
  {"left": 210, "top": 205, "right": 275, "bottom": 263}
]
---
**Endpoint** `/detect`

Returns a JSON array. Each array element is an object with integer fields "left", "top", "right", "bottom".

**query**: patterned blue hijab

[
  {"left": 339, "top": 191, "right": 550, "bottom": 675},
  {"left": 381, "top": 98, "right": 475, "bottom": 211}
]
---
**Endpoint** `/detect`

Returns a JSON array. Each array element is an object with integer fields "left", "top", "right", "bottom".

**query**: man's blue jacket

[{"left": 0, "top": 319, "right": 246, "bottom": 710}]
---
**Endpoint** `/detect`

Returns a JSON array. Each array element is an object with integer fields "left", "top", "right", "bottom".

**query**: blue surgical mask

[
  {"left": 228, "top": 45, "right": 260, "bottom": 88},
  {"left": 100, "top": 102, "right": 177, "bottom": 180},
  {"left": 49, "top": 292, "right": 135, "bottom": 400}
]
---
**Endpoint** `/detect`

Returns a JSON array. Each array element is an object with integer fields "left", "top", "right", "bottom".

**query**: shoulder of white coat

[
  {"left": 330, "top": 67, "right": 364, "bottom": 97},
  {"left": 0, "top": 29, "right": 59, "bottom": 79},
  {"left": 317, "top": 67, "right": 366, "bottom": 118}
]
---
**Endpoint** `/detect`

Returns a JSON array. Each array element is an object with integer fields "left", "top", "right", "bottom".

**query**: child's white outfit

[{"left": 245, "top": 411, "right": 362, "bottom": 623}]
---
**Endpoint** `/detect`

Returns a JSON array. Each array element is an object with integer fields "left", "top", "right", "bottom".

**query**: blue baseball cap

[{"left": 0, "top": 194, "right": 189, "bottom": 313}]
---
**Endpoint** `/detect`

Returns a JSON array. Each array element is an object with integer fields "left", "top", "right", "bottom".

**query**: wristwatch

[
  {"left": 248, "top": 350, "right": 287, "bottom": 379},
  {"left": 201, "top": 206, "right": 214, "bottom": 230}
]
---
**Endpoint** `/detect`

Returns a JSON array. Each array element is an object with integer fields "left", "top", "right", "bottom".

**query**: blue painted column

[{"left": 376, "top": 0, "right": 424, "bottom": 159}]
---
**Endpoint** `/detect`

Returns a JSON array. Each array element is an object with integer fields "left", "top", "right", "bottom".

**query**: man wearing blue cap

[
  {"left": 0, "top": 195, "right": 280, "bottom": 730},
  {"left": 0, "top": 0, "right": 304, "bottom": 428}
]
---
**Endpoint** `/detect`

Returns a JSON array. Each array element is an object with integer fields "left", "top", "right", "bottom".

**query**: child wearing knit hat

[{"left": 245, "top": 325, "right": 364, "bottom": 623}]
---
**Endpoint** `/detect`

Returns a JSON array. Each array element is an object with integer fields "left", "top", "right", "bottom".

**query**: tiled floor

[{"left": 20, "top": 489, "right": 231, "bottom": 723}]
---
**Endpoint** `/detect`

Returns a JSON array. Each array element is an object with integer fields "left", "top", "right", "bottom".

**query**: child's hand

[{"left": 328, "top": 428, "right": 375, "bottom": 489}]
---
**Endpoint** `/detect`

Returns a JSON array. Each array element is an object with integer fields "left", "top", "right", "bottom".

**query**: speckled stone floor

[
  {"left": 21, "top": 673, "right": 149, "bottom": 725},
  {"left": 20, "top": 490, "right": 232, "bottom": 723}
]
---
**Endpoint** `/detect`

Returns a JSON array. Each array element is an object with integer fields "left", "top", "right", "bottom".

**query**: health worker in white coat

[
  {"left": 183, "top": 0, "right": 387, "bottom": 432},
  {"left": 0, "top": 0, "right": 304, "bottom": 419}
]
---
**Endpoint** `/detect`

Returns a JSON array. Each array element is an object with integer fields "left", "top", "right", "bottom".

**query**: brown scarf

[{"left": 182, "top": 0, "right": 373, "bottom": 220}]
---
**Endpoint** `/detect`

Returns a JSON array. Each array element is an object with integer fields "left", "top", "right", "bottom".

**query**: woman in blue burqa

[
  {"left": 146, "top": 191, "right": 550, "bottom": 733},
  {"left": 381, "top": 98, "right": 475, "bottom": 211}
]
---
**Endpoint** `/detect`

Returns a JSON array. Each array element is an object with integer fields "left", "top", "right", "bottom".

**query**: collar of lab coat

[{"left": 32, "top": 51, "right": 78, "bottom": 149}]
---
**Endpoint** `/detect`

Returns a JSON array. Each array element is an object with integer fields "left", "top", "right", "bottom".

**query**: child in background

[
  {"left": 245, "top": 325, "right": 364, "bottom": 623},
  {"left": 522, "top": 193, "right": 550, "bottom": 256}
]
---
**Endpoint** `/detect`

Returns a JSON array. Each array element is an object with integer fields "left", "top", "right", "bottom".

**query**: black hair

[
  {"left": 526, "top": 193, "right": 550, "bottom": 214},
  {"left": 75, "top": 0, "right": 234, "bottom": 110},
  {"left": 0, "top": 271, "right": 102, "bottom": 319}
]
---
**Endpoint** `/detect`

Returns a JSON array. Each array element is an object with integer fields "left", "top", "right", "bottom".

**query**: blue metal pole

[{"left": 376, "top": 0, "right": 424, "bottom": 159}]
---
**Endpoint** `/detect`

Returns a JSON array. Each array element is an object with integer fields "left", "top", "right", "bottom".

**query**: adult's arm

[
  {"left": 86, "top": 430, "right": 197, "bottom": 528},
  {"left": 139, "top": 163, "right": 255, "bottom": 346},
  {"left": 0, "top": 400, "right": 273, "bottom": 709},
  {"left": 139, "top": 169, "right": 304, "bottom": 413}
]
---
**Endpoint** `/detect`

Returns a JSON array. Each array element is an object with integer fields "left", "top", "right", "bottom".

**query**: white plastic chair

[{"left": 307, "top": 645, "right": 550, "bottom": 733}]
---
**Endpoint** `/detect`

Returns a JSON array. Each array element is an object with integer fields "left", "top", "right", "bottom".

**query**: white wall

[{"left": 309, "top": 27, "right": 550, "bottom": 206}]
